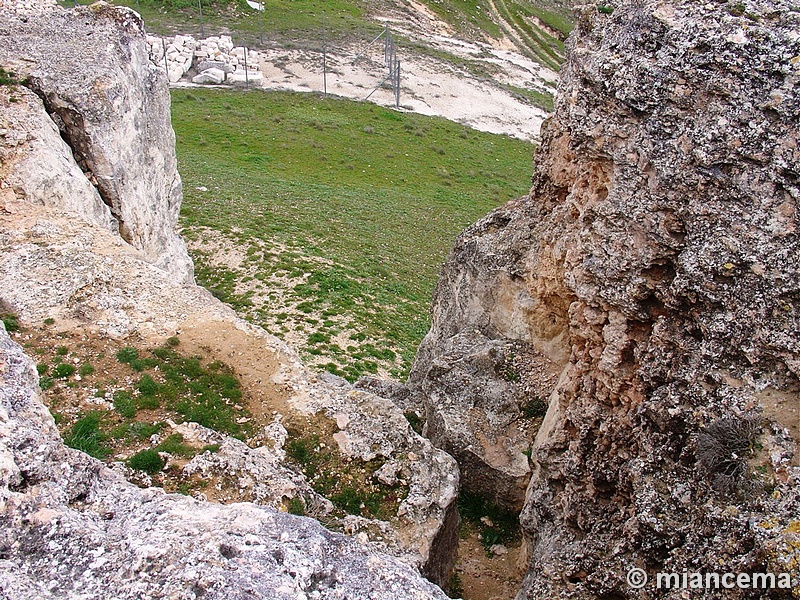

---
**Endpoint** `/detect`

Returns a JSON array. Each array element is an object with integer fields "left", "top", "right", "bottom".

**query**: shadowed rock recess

[{"left": 409, "top": 0, "right": 800, "bottom": 597}]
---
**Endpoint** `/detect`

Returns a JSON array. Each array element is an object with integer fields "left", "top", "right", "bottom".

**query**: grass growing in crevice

[
  {"left": 284, "top": 418, "right": 409, "bottom": 520},
  {"left": 458, "top": 489, "right": 521, "bottom": 556},
  {"left": 20, "top": 319, "right": 256, "bottom": 497},
  {"left": 174, "top": 88, "right": 535, "bottom": 381},
  {"left": 64, "top": 412, "right": 111, "bottom": 459}
]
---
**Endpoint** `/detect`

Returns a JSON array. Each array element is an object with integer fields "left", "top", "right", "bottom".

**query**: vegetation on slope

[
  {"left": 173, "top": 88, "right": 534, "bottom": 380},
  {"left": 60, "top": 0, "right": 572, "bottom": 70}
]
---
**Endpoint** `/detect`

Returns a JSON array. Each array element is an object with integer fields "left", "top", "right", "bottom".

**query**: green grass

[
  {"left": 458, "top": 489, "right": 520, "bottom": 555},
  {"left": 174, "top": 88, "right": 534, "bottom": 380},
  {"left": 62, "top": 0, "right": 371, "bottom": 46},
  {"left": 128, "top": 448, "right": 165, "bottom": 473},
  {"left": 285, "top": 427, "right": 408, "bottom": 519},
  {"left": 64, "top": 412, "right": 110, "bottom": 459},
  {"left": 0, "top": 313, "right": 20, "bottom": 332}
]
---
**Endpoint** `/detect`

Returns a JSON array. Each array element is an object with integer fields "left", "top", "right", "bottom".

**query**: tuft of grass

[
  {"left": 1, "top": 313, "right": 20, "bottom": 332},
  {"left": 287, "top": 496, "right": 305, "bottom": 516},
  {"left": 155, "top": 433, "right": 197, "bottom": 457},
  {"left": 64, "top": 412, "right": 110, "bottom": 459},
  {"left": 52, "top": 363, "right": 77, "bottom": 379},
  {"left": 116, "top": 346, "right": 139, "bottom": 364},
  {"left": 113, "top": 391, "right": 137, "bottom": 419},
  {"left": 128, "top": 449, "right": 165, "bottom": 474},
  {"left": 78, "top": 363, "right": 95, "bottom": 376},
  {"left": 0, "top": 67, "right": 20, "bottom": 86}
]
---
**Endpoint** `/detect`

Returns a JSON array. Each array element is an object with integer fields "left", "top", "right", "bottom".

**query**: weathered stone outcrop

[
  {"left": 0, "top": 1, "right": 458, "bottom": 594},
  {"left": 0, "top": 2, "right": 193, "bottom": 282},
  {"left": 0, "top": 324, "right": 451, "bottom": 600},
  {"left": 411, "top": 0, "right": 800, "bottom": 597}
]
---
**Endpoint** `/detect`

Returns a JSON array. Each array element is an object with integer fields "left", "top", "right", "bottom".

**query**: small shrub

[
  {"left": 64, "top": 412, "right": 109, "bottom": 458},
  {"left": 521, "top": 396, "right": 548, "bottom": 419},
  {"left": 43, "top": 317, "right": 55, "bottom": 326},
  {"left": 113, "top": 391, "right": 137, "bottom": 419},
  {"left": 52, "top": 363, "right": 76, "bottom": 379},
  {"left": 36, "top": 363, "right": 48, "bottom": 375},
  {"left": 116, "top": 347, "right": 139, "bottom": 363},
  {"left": 39, "top": 376, "right": 54, "bottom": 390},
  {"left": 167, "top": 336, "right": 180, "bottom": 347},
  {"left": 697, "top": 413, "right": 762, "bottom": 494},
  {"left": 201, "top": 443, "right": 221, "bottom": 453},
  {"left": 78, "top": 363, "right": 94, "bottom": 376},
  {"left": 127, "top": 449, "right": 164, "bottom": 474},
  {"left": 0, "top": 313, "right": 20, "bottom": 332},
  {"left": 56, "top": 346, "right": 69, "bottom": 356}
]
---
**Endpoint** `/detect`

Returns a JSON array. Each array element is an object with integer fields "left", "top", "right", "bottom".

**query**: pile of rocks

[
  {"left": 0, "top": 0, "right": 57, "bottom": 16},
  {"left": 146, "top": 33, "right": 264, "bottom": 85}
]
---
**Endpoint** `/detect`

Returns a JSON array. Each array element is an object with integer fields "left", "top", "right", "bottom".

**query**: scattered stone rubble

[{"left": 146, "top": 33, "right": 264, "bottom": 86}]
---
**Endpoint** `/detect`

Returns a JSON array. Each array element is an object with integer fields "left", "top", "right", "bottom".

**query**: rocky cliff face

[
  {"left": 0, "top": 1, "right": 193, "bottom": 282},
  {"left": 410, "top": 0, "right": 800, "bottom": 597},
  {"left": 0, "top": 1, "right": 459, "bottom": 596}
]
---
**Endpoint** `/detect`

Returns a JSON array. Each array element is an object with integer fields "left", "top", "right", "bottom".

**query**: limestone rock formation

[
  {"left": 0, "top": 324, "right": 451, "bottom": 600},
  {"left": 0, "top": 1, "right": 458, "bottom": 594},
  {"left": 411, "top": 0, "right": 800, "bottom": 597},
  {"left": 0, "top": 2, "right": 193, "bottom": 282}
]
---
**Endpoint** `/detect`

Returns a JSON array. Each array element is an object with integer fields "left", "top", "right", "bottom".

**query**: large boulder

[
  {"left": 0, "top": 2, "right": 193, "bottom": 282},
  {"left": 410, "top": 0, "right": 800, "bottom": 597},
  {"left": 192, "top": 67, "right": 226, "bottom": 85}
]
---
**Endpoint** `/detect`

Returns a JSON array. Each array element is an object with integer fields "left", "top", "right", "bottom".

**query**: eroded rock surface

[
  {"left": 0, "top": 2, "right": 193, "bottom": 281},
  {"left": 0, "top": 1, "right": 458, "bottom": 594},
  {"left": 0, "top": 325, "right": 452, "bottom": 600},
  {"left": 411, "top": 0, "right": 800, "bottom": 597}
]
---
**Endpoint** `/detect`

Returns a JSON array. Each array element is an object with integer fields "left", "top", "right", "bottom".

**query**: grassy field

[{"left": 173, "top": 88, "right": 534, "bottom": 380}]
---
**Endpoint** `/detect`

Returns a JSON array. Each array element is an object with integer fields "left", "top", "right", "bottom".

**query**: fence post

[
  {"left": 243, "top": 41, "right": 249, "bottom": 89},
  {"left": 395, "top": 61, "right": 400, "bottom": 108},
  {"left": 260, "top": 1, "right": 264, "bottom": 45},
  {"left": 162, "top": 37, "right": 169, "bottom": 81}
]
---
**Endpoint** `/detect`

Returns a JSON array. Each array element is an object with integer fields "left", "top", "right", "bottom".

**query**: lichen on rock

[{"left": 410, "top": 0, "right": 800, "bottom": 596}]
